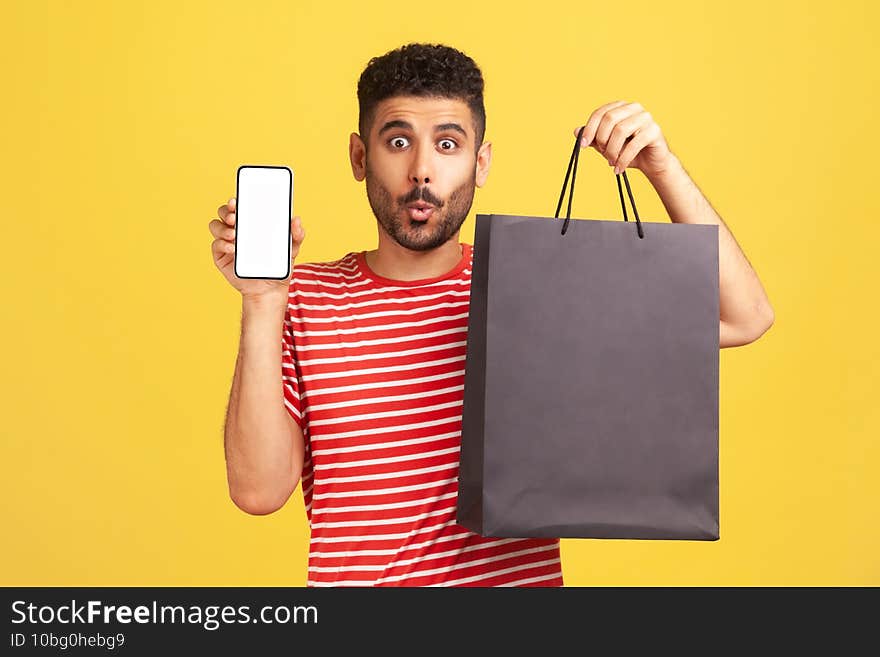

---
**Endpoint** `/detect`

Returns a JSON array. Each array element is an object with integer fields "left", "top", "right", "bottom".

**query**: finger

[
  {"left": 594, "top": 102, "right": 643, "bottom": 155},
  {"left": 208, "top": 219, "right": 235, "bottom": 241},
  {"left": 217, "top": 198, "right": 236, "bottom": 223},
  {"left": 212, "top": 237, "right": 234, "bottom": 257},
  {"left": 575, "top": 100, "right": 628, "bottom": 149},
  {"left": 217, "top": 197, "right": 233, "bottom": 219},
  {"left": 575, "top": 99, "right": 628, "bottom": 145},
  {"left": 615, "top": 123, "right": 660, "bottom": 173},
  {"left": 291, "top": 215, "right": 306, "bottom": 243},
  {"left": 605, "top": 111, "right": 651, "bottom": 166}
]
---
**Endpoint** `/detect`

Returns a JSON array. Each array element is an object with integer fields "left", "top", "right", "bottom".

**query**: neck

[{"left": 365, "top": 230, "right": 463, "bottom": 281}]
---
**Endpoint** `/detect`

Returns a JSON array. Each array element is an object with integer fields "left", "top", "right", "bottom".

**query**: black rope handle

[{"left": 554, "top": 125, "right": 644, "bottom": 238}]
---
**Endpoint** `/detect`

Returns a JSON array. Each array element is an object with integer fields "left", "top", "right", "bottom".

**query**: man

[{"left": 209, "top": 43, "right": 774, "bottom": 587}]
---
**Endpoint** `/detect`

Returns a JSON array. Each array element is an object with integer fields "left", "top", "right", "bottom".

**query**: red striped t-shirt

[{"left": 281, "top": 241, "right": 563, "bottom": 587}]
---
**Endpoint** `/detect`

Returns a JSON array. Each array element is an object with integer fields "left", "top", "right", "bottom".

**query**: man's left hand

[{"left": 573, "top": 100, "right": 674, "bottom": 178}]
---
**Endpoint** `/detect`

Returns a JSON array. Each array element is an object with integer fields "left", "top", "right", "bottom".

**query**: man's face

[{"left": 350, "top": 95, "right": 491, "bottom": 252}]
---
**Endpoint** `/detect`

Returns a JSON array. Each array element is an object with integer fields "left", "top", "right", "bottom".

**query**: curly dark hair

[{"left": 357, "top": 43, "right": 486, "bottom": 152}]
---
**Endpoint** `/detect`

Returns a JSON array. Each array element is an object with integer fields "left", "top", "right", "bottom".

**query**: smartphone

[{"left": 234, "top": 165, "right": 293, "bottom": 279}]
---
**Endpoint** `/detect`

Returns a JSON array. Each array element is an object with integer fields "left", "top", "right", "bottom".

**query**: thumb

[{"left": 573, "top": 125, "right": 591, "bottom": 148}]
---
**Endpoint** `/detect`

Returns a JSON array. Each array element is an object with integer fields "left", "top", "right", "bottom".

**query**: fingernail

[{"left": 580, "top": 137, "right": 588, "bottom": 147}]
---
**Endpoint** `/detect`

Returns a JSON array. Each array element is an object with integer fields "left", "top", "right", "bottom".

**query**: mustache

[{"left": 400, "top": 186, "right": 444, "bottom": 207}]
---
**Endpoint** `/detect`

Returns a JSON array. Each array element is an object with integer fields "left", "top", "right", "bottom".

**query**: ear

[
  {"left": 475, "top": 141, "right": 492, "bottom": 187},
  {"left": 350, "top": 132, "right": 367, "bottom": 181}
]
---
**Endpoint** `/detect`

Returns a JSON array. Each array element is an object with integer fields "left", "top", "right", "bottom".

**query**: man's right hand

[{"left": 209, "top": 197, "right": 306, "bottom": 300}]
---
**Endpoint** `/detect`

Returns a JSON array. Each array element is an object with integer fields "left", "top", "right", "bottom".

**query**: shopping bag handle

[{"left": 554, "top": 125, "right": 645, "bottom": 239}]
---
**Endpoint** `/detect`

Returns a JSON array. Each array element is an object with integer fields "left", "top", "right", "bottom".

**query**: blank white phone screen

[{"left": 235, "top": 166, "right": 292, "bottom": 279}]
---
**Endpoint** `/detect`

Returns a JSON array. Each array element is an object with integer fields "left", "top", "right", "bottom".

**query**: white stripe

[
  {"left": 295, "top": 264, "right": 358, "bottom": 276},
  {"left": 308, "top": 537, "right": 517, "bottom": 571},
  {"left": 282, "top": 397, "right": 302, "bottom": 420},
  {"left": 290, "top": 289, "right": 470, "bottom": 313},
  {"left": 297, "top": 340, "right": 467, "bottom": 366},
  {"left": 315, "top": 446, "right": 459, "bottom": 471},
  {"left": 291, "top": 265, "right": 472, "bottom": 291},
  {"left": 294, "top": 268, "right": 362, "bottom": 281},
  {"left": 302, "top": 370, "right": 464, "bottom": 400},
  {"left": 311, "top": 394, "right": 463, "bottom": 427},
  {"left": 301, "top": 355, "right": 465, "bottom": 383},
  {"left": 293, "top": 326, "right": 467, "bottom": 354},
  {"left": 307, "top": 519, "right": 456, "bottom": 544},
  {"left": 498, "top": 572, "right": 563, "bottom": 587},
  {"left": 314, "top": 418, "right": 460, "bottom": 442},
  {"left": 310, "top": 430, "right": 460, "bottom": 456},
  {"left": 291, "top": 277, "right": 372, "bottom": 290},
  {"left": 311, "top": 476, "right": 457, "bottom": 501},
  {"left": 291, "top": 313, "right": 469, "bottom": 337},
  {"left": 316, "top": 462, "right": 458, "bottom": 484},
  {"left": 309, "top": 504, "right": 454, "bottom": 529},
  {"left": 381, "top": 546, "right": 559, "bottom": 585},
  {"left": 425, "top": 556, "right": 561, "bottom": 587},
  {"left": 294, "top": 280, "right": 469, "bottom": 301},
  {"left": 309, "top": 546, "right": 559, "bottom": 586},
  {"left": 288, "top": 301, "right": 469, "bottom": 324},
  {"left": 308, "top": 530, "right": 473, "bottom": 558},
  {"left": 305, "top": 384, "right": 463, "bottom": 414},
  {"left": 296, "top": 260, "right": 358, "bottom": 273},
  {"left": 309, "top": 491, "right": 457, "bottom": 516}
]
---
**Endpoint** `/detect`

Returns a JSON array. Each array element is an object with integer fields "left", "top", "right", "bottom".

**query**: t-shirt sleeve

[{"left": 281, "top": 301, "right": 306, "bottom": 432}]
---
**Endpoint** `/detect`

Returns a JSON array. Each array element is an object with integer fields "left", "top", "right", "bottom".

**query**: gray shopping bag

[{"left": 456, "top": 129, "right": 720, "bottom": 540}]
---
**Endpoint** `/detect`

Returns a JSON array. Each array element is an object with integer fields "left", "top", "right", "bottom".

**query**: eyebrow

[{"left": 378, "top": 120, "right": 468, "bottom": 138}]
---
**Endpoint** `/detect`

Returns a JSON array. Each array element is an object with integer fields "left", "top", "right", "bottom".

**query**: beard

[{"left": 364, "top": 161, "right": 476, "bottom": 252}]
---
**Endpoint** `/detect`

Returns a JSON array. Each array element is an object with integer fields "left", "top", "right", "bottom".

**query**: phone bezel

[{"left": 233, "top": 164, "right": 294, "bottom": 280}]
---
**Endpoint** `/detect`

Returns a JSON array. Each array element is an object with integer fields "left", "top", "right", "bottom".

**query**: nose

[{"left": 408, "top": 141, "right": 433, "bottom": 185}]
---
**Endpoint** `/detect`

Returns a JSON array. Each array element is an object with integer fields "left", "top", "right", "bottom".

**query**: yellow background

[{"left": 3, "top": 0, "right": 877, "bottom": 586}]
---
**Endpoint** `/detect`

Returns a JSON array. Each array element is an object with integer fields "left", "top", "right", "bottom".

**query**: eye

[
  {"left": 438, "top": 139, "right": 457, "bottom": 151},
  {"left": 389, "top": 136, "right": 410, "bottom": 149}
]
